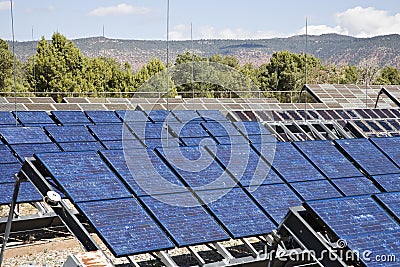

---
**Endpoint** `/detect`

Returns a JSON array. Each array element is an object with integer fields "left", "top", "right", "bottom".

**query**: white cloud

[
  {"left": 88, "top": 3, "right": 150, "bottom": 17},
  {"left": 298, "top": 6, "right": 400, "bottom": 37},
  {"left": 25, "top": 5, "right": 55, "bottom": 14},
  {"left": 169, "top": 24, "right": 189, "bottom": 40},
  {"left": 0, "top": 1, "right": 10, "bottom": 11}
]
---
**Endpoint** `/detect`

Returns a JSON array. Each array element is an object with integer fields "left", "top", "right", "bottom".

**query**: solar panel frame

[
  {"left": 0, "top": 111, "right": 19, "bottom": 126},
  {"left": 116, "top": 110, "right": 150, "bottom": 122},
  {"left": 248, "top": 183, "right": 302, "bottom": 224},
  {"left": 0, "top": 181, "right": 43, "bottom": 205},
  {"left": 76, "top": 198, "right": 174, "bottom": 257},
  {"left": 44, "top": 125, "right": 97, "bottom": 143},
  {"left": 290, "top": 180, "right": 343, "bottom": 201},
  {"left": 0, "top": 144, "right": 19, "bottom": 164},
  {"left": 370, "top": 137, "right": 400, "bottom": 167},
  {"left": 13, "top": 111, "right": 55, "bottom": 126},
  {"left": 11, "top": 143, "right": 61, "bottom": 161},
  {"left": 372, "top": 173, "right": 400, "bottom": 192},
  {"left": 330, "top": 177, "right": 380, "bottom": 196},
  {"left": 35, "top": 151, "right": 132, "bottom": 202},
  {"left": 334, "top": 138, "right": 400, "bottom": 176},
  {"left": 1, "top": 127, "right": 53, "bottom": 145},
  {"left": 88, "top": 124, "right": 138, "bottom": 142},
  {"left": 85, "top": 110, "right": 122, "bottom": 124},
  {"left": 140, "top": 192, "right": 230, "bottom": 246},
  {"left": 57, "top": 141, "right": 105, "bottom": 152},
  {"left": 51, "top": 110, "right": 91, "bottom": 125},
  {"left": 197, "top": 188, "right": 276, "bottom": 238}
]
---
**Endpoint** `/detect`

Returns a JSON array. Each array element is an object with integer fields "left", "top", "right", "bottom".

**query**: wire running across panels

[
  {"left": 208, "top": 144, "right": 282, "bottom": 187},
  {"left": 260, "top": 142, "right": 325, "bottom": 182},
  {"left": 307, "top": 196, "right": 400, "bottom": 267},
  {"left": 140, "top": 192, "right": 229, "bottom": 247},
  {"left": 248, "top": 183, "right": 302, "bottom": 224},
  {"left": 76, "top": 198, "right": 174, "bottom": 257},
  {"left": 13, "top": 111, "right": 55, "bottom": 126},
  {"left": 51, "top": 111, "right": 91, "bottom": 125},
  {"left": 85, "top": 111, "right": 122, "bottom": 124},
  {"left": 0, "top": 127, "right": 53, "bottom": 145},
  {"left": 101, "top": 149, "right": 186, "bottom": 196},
  {"left": 370, "top": 137, "right": 400, "bottom": 167},
  {"left": 35, "top": 151, "right": 131, "bottom": 202},
  {"left": 334, "top": 138, "right": 400, "bottom": 176},
  {"left": 293, "top": 140, "right": 364, "bottom": 179},
  {"left": 196, "top": 187, "right": 276, "bottom": 238},
  {"left": 156, "top": 146, "right": 237, "bottom": 190}
]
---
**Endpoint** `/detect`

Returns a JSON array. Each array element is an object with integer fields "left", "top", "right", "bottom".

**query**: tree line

[{"left": 1, "top": 32, "right": 400, "bottom": 102}]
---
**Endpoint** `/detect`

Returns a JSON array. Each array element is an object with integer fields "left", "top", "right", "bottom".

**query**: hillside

[{"left": 10, "top": 34, "right": 400, "bottom": 70}]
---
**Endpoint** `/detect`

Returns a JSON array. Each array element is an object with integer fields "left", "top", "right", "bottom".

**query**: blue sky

[{"left": 1, "top": 0, "right": 400, "bottom": 41}]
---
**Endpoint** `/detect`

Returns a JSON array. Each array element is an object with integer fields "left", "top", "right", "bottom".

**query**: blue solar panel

[
  {"left": 201, "top": 122, "right": 241, "bottom": 137},
  {"left": 141, "top": 192, "right": 229, "bottom": 246},
  {"left": 85, "top": 111, "right": 122, "bottom": 124},
  {"left": 44, "top": 125, "right": 97, "bottom": 143},
  {"left": 294, "top": 140, "right": 363, "bottom": 179},
  {"left": 248, "top": 183, "right": 302, "bottom": 223},
  {"left": 263, "top": 143, "right": 325, "bottom": 182},
  {"left": 89, "top": 124, "right": 137, "bottom": 141},
  {"left": 370, "top": 137, "right": 400, "bottom": 167},
  {"left": 101, "top": 149, "right": 186, "bottom": 196},
  {"left": 13, "top": 111, "right": 55, "bottom": 126},
  {"left": 0, "top": 144, "right": 18, "bottom": 164},
  {"left": 290, "top": 180, "right": 342, "bottom": 201},
  {"left": 233, "top": 121, "right": 271, "bottom": 136},
  {"left": 0, "top": 163, "right": 23, "bottom": 183},
  {"left": 11, "top": 143, "right": 60, "bottom": 161},
  {"left": 116, "top": 110, "right": 149, "bottom": 122},
  {"left": 129, "top": 122, "right": 173, "bottom": 140},
  {"left": 197, "top": 188, "right": 275, "bottom": 238},
  {"left": 58, "top": 141, "right": 105, "bottom": 152},
  {"left": 375, "top": 192, "right": 400, "bottom": 221},
  {"left": 145, "top": 110, "right": 179, "bottom": 123},
  {"left": 197, "top": 110, "right": 228, "bottom": 122},
  {"left": 1, "top": 127, "right": 53, "bottom": 144},
  {"left": 76, "top": 198, "right": 174, "bottom": 257},
  {"left": 210, "top": 144, "right": 282, "bottom": 186},
  {"left": 172, "top": 110, "right": 204, "bottom": 123},
  {"left": 156, "top": 146, "right": 237, "bottom": 190},
  {"left": 180, "top": 137, "right": 217, "bottom": 147},
  {"left": 345, "top": 232, "right": 400, "bottom": 267},
  {"left": 0, "top": 182, "right": 43, "bottom": 205},
  {"left": 168, "top": 123, "right": 209, "bottom": 138},
  {"left": 101, "top": 140, "right": 144, "bottom": 150},
  {"left": 214, "top": 135, "right": 249, "bottom": 145},
  {"left": 331, "top": 177, "right": 380, "bottom": 196},
  {"left": 307, "top": 196, "right": 400, "bottom": 238},
  {"left": 335, "top": 139, "right": 399, "bottom": 175},
  {"left": 0, "top": 111, "right": 18, "bottom": 125},
  {"left": 144, "top": 138, "right": 181, "bottom": 149},
  {"left": 35, "top": 151, "right": 131, "bottom": 202},
  {"left": 372, "top": 173, "right": 400, "bottom": 191},
  {"left": 51, "top": 111, "right": 91, "bottom": 125}
]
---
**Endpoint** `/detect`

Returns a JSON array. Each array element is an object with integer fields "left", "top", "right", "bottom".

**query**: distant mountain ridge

[{"left": 10, "top": 33, "right": 400, "bottom": 70}]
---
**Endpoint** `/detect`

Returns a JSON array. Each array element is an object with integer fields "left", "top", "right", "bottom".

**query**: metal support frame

[
  {"left": 0, "top": 174, "right": 21, "bottom": 266},
  {"left": 278, "top": 122, "right": 300, "bottom": 142},
  {"left": 155, "top": 251, "right": 179, "bottom": 267},
  {"left": 187, "top": 247, "right": 206, "bottom": 266},
  {"left": 331, "top": 120, "right": 353, "bottom": 139},
  {"left": 375, "top": 87, "right": 400, "bottom": 108},
  {"left": 17, "top": 158, "right": 102, "bottom": 253},
  {"left": 241, "top": 238, "right": 260, "bottom": 258},
  {"left": 317, "top": 121, "right": 339, "bottom": 140},
  {"left": 213, "top": 242, "right": 234, "bottom": 263},
  {"left": 276, "top": 206, "right": 348, "bottom": 267}
]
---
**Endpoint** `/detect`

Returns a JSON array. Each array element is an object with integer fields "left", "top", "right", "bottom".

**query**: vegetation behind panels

[{"left": 1, "top": 32, "right": 400, "bottom": 102}]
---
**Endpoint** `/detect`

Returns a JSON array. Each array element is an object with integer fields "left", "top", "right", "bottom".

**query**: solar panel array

[{"left": 1, "top": 103, "right": 400, "bottom": 263}]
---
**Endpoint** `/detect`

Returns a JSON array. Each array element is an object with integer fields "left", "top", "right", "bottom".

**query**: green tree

[
  {"left": 375, "top": 66, "right": 400, "bottom": 85},
  {"left": 0, "top": 39, "right": 14, "bottom": 90}
]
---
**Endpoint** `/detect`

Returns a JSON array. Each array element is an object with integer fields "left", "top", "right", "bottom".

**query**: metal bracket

[
  {"left": 241, "top": 238, "right": 259, "bottom": 258},
  {"left": 213, "top": 242, "right": 234, "bottom": 263},
  {"left": 187, "top": 246, "right": 206, "bottom": 266},
  {"left": 154, "top": 251, "right": 178, "bottom": 267}
]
